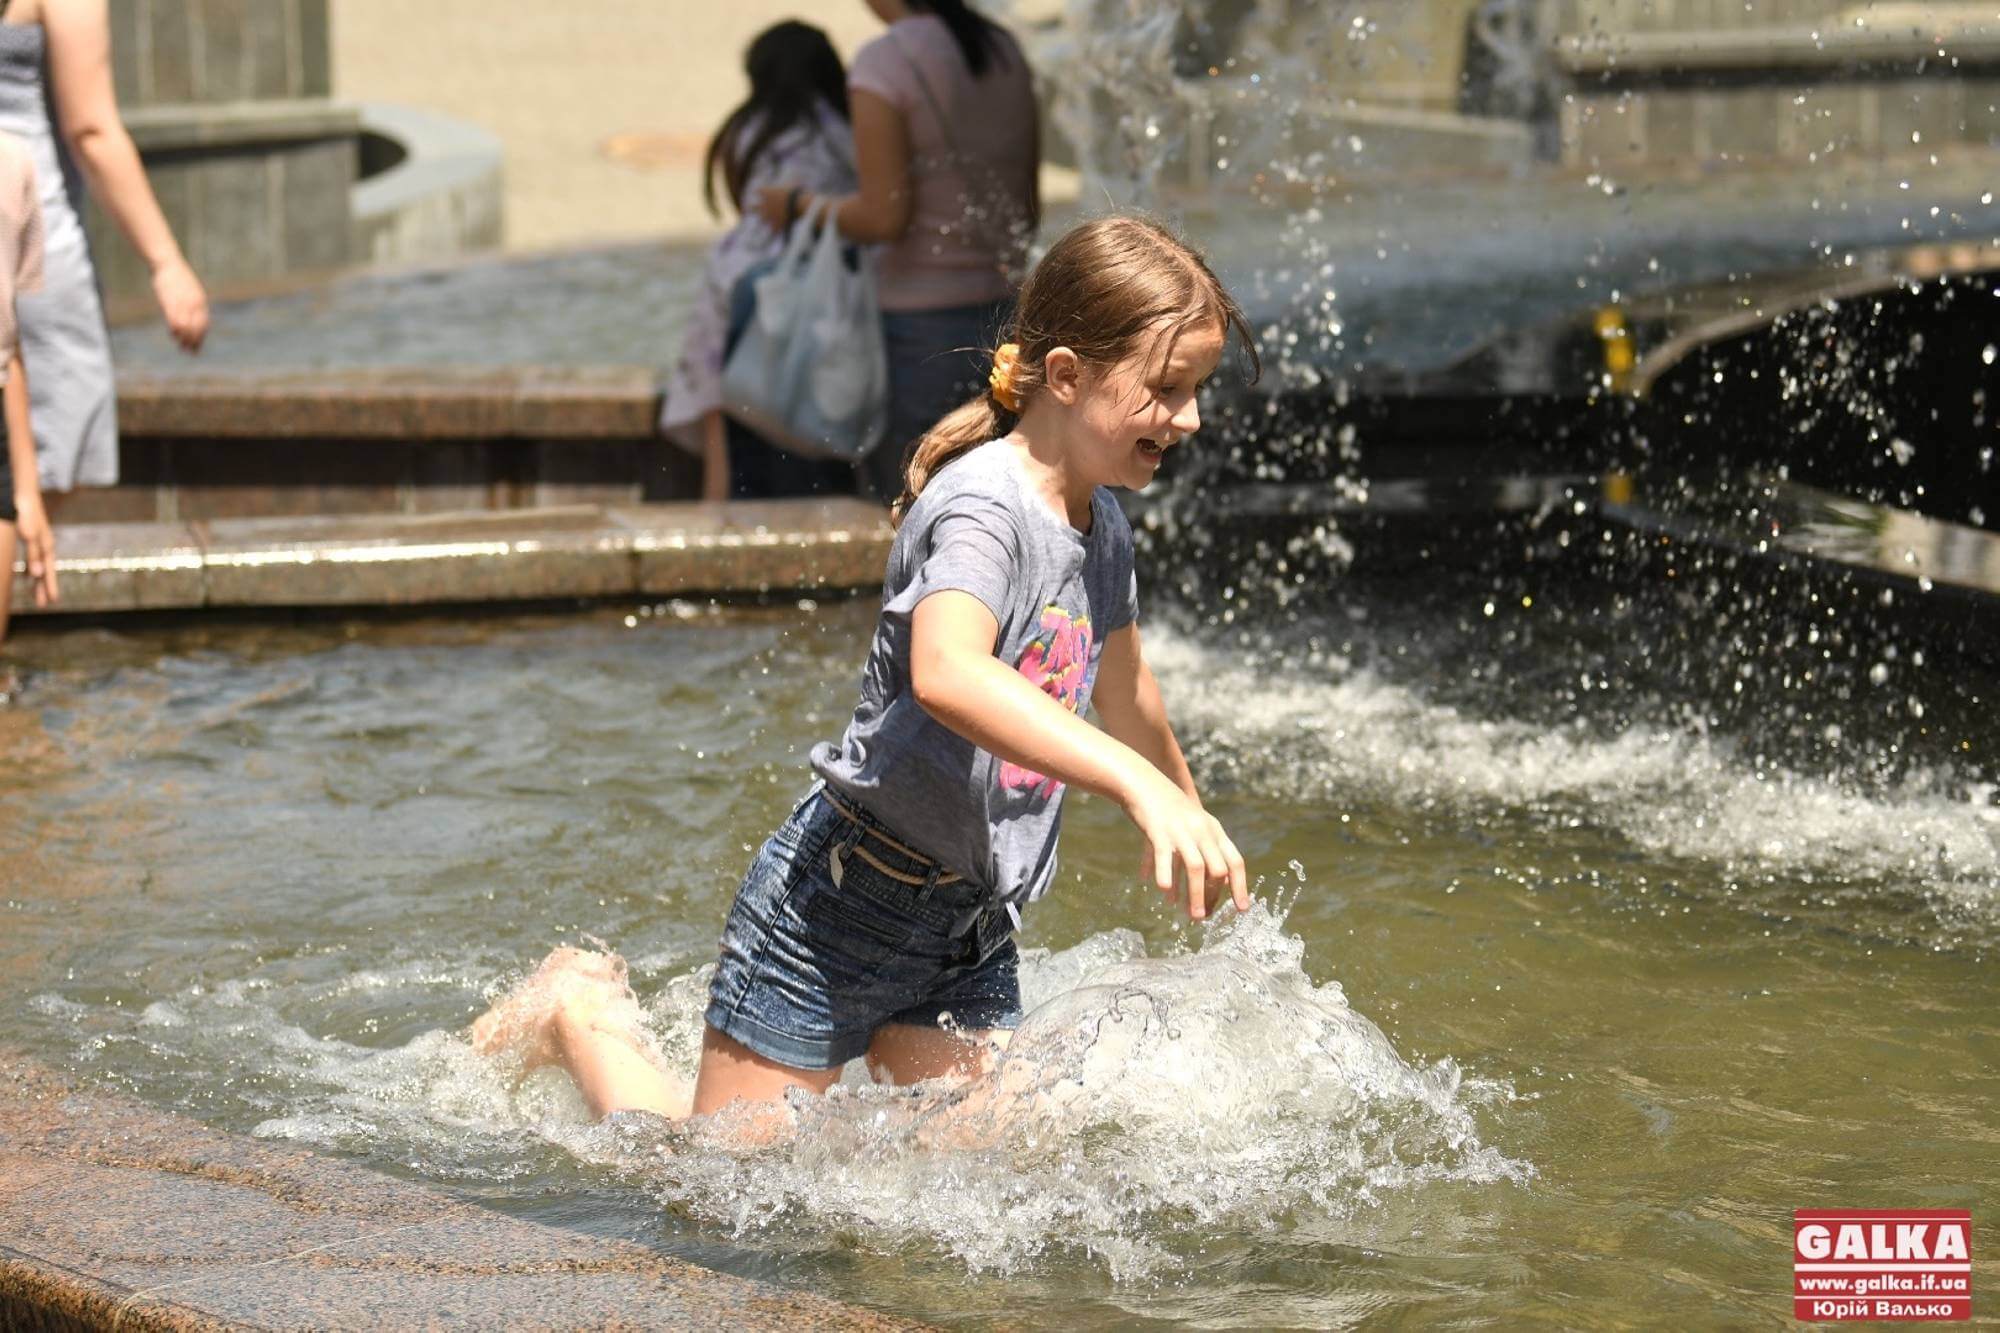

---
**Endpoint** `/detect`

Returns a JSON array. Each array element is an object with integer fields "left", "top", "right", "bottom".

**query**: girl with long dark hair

[{"left": 659, "top": 21, "right": 858, "bottom": 500}]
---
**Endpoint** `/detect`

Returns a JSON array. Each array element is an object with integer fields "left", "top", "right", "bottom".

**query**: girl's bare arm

[
  {"left": 753, "top": 91, "right": 913, "bottom": 244},
  {"left": 1090, "top": 622, "right": 1198, "bottom": 800},
  {"left": 911, "top": 591, "right": 1247, "bottom": 917}
]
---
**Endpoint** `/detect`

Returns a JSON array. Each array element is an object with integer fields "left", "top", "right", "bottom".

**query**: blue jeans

[
  {"left": 705, "top": 783, "right": 1022, "bottom": 1071},
  {"left": 860, "top": 300, "right": 1013, "bottom": 502}
]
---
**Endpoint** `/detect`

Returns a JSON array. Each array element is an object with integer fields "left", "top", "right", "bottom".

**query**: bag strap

[
  {"left": 775, "top": 193, "right": 828, "bottom": 265},
  {"left": 886, "top": 24, "right": 1023, "bottom": 279},
  {"left": 804, "top": 196, "right": 847, "bottom": 273},
  {"left": 887, "top": 26, "right": 963, "bottom": 164}
]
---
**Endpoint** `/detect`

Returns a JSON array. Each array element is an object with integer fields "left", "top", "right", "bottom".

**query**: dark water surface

[{"left": 2, "top": 559, "right": 1994, "bottom": 1327}]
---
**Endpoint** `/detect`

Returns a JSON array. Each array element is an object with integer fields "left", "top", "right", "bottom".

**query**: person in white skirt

[{"left": 0, "top": 0, "right": 208, "bottom": 505}]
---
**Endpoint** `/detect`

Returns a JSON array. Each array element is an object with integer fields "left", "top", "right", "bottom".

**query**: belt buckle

[{"left": 829, "top": 825, "right": 862, "bottom": 889}]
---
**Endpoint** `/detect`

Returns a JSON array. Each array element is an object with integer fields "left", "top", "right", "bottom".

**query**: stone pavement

[
  {"left": 329, "top": 0, "right": 892, "bottom": 252},
  {"left": 14, "top": 500, "right": 894, "bottom": 617},
  {"left": 0, "top": 1051, "right": 923, "bottom": 1331}
]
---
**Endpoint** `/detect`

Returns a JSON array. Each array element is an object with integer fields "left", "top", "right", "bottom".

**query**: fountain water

[{"left": 7, "top": 2, "right": 2000, "bottom": 1326}]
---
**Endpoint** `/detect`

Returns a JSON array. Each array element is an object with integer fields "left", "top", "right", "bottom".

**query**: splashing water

[
  {"left": 635, "top": 905, "right": 1523, "bottom": 1278},
  {"left": 35, "top": 903, "right": 1524, "bottom": 1281},
  {"left": 1142, "top": 626, "right": 2000, "bottom": 903}
]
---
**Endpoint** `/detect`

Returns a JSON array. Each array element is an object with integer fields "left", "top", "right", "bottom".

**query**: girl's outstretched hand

[{"left": 1120, "top": 767, "right": 1249, "bottom": 921}]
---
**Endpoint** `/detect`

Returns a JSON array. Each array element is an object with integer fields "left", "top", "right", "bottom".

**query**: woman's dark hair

[
  {"left": 703, "top": 21, "right": 849, "bottom": 217},
  {"left": 907, "top": 0, "right": 1013, "bottom": 78}
]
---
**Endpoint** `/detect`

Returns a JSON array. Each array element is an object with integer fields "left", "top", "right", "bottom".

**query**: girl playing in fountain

[
  {"left": 658, "top": 20, "right": 859, "bottom": 501},
  {"left": 479, "top": 216, "right": 1258, "bottom": 1123}
]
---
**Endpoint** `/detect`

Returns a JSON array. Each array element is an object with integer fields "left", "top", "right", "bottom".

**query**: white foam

[
  {"left": 1143, "top": 629, "right": 2000, "bottom": 901},
  {"left": 31, "top": 907, "right": 1520, "bottom": 1278},
  {"left": 624, "top": 906, "right": 1524, "bottom": 1278}
]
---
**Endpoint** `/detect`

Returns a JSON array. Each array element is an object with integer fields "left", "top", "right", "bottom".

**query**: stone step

[
  {"left": 10, "top": 500, "right": 893, "bottom": 616},
  {"left": 0, "top": 1051, "right": 924, "bottom": 1330}
]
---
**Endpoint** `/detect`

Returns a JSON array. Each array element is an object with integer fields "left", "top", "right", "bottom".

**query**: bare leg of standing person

[
  {"left": 699, "top": 409, "right": 729, "bottom": 502},
  {"left": 2, "top": 360, "right": 51, "bottom": 653},
  {"left": 0, "top": 520, "right": 16, "bottom": 653}
]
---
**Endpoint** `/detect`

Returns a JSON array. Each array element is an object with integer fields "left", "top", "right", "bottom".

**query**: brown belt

[{"left": 820, "top": 790, "right": 964, "bottom": 888}]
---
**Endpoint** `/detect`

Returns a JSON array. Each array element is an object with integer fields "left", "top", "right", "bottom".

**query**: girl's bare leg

[
  {"left": 687, "top": 1024, "right": 1006, "bottom": 1134},
  {"left": 699, "top": 410, "right": 730, "bottom": 502},
  {"left": 545, "top": 1005, "right": 691, "bottom": 1119},
  {"left": 472, "top": 946, "right": 692, "bottom": 1120},
  {"left": 690, "top": 1024, "right": 841, "bottom": 1121},
  {"left": 865, "top": 1023, "right": 1010, "bottom": 1085}
]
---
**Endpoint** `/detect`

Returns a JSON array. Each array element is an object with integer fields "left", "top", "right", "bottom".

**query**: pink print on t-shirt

[{"left": 999, "top": 605, "right": 1094, "bottom": 798}]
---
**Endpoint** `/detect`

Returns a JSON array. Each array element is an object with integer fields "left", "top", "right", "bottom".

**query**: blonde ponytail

[
  {"left": 894, "top": 393, "right": 1013, "bottom": 524},
  {"left": 891, "top": 215, "right": 1259, "bottom": 526}
]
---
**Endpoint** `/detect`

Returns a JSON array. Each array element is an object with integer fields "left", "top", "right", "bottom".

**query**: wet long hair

[
  {"left": 703, "top": 22, "right": 849, "bottom": 217},
  {"left": 907, "top": 0, "right": 1013, "bottom": 77},
  {"left": 896, "top": 216, "right": 1261, "bottom": 520}
]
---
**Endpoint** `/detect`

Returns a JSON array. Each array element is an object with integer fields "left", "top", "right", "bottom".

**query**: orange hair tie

[{"left": 988, "top": 342, "right": 1024, "bottom": 413}]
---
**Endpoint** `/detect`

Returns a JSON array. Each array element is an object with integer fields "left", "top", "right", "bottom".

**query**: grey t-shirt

[{"left": 811, "top": 439, "right": 1139, "bottom": 908}]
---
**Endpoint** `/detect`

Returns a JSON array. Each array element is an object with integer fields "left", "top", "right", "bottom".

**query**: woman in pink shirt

[{"left": 757, "top": 0, "right": 1039, "bottom": 502}]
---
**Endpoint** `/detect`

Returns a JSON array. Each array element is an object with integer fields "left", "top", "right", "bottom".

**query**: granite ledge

[
  {"left": 0, "top": 1050, "right": 928, "bottom": 1331},
  {"left": 116, "top": 366, "right": 662, "bottom": 441},
  {"left": 12, "top": 501, "right": 896, "bottom": 615}
]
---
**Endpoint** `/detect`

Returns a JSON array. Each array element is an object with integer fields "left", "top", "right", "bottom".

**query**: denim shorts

[{"left": 704, "top": 783, "right": 1022, "bottom": 1071}]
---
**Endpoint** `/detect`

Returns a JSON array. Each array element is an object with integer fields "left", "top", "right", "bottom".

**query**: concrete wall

[
  {"left": 351, "top": 103, "right": 505, "bottom": 266},
  {"left": 1563, "top": 77, "right": 2000, "bottom": 168},
  {"left": 86, "top": 0, "right": 354, "bottom": 306},
  {"left": 1176, "top": 1, "right": 1999, "bottom": 182},
  {"left": 107, "top": 0, "right": 331, "bottom": 108},
  {"left": 1547, "top": 0, "right": 1861, "bottom": 32},
  {"left": 57, "top": 368, "right": 699, "bottom": 526}
]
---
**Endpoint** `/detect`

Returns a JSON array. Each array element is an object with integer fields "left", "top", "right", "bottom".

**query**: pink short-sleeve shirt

[
  {"left": 848, "top": 16, "right": 1037, "bottom": 312},
  {"left": 0, "top": 130, "right": 43, "bottom": 384}
]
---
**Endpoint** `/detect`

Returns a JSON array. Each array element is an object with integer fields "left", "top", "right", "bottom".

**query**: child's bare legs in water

[
  {"left": 689, "top": 1021, "right": 1009, "bottom": 1118},
  {"left": 471, "top": 946, "right": 693, "bottom": 1120},
  {"left": 473, "top": 948, "right": 1008, "bottom": 1129}
]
